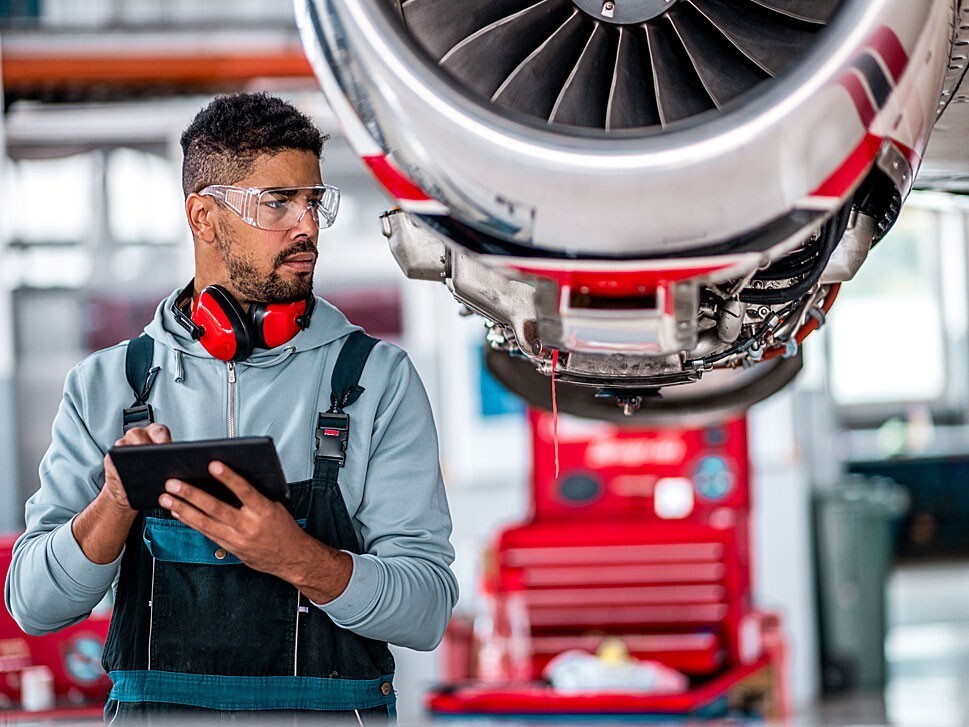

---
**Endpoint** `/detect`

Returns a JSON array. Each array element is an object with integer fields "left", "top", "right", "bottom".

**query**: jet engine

[{"left": 295, "top": 0, "right": 964, "bottom": 422}]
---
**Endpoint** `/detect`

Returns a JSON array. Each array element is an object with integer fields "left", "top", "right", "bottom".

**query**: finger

[
  {"left": 158, "top": 492, "right": 233, "bottom": 545},
  {"left": 146, "top": 423, "right": 172, "bottom": 444},
  {"left": 208, "top": 462, "right": 262, "bottom": 507},
  {"left": 162, "top": 479, "right": 239, "bottom": 524},
  {"left": 118, "top": 428, "right": 154, "bottom": 446}
]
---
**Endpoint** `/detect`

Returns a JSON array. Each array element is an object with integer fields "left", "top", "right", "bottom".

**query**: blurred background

[{"left": 3, "top": 1, "right": 969, "bottom": 725}]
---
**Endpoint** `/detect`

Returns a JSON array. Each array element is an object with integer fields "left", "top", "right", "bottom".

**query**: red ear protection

[
  {"left": 250, "top": 300, "right": 315, "bottom": 349},
  {"left": 172, "top": 282, "right": 314, "bottom": 362},
  {"left": 191, "top": 286, "right": 253, "bottom": 362}
]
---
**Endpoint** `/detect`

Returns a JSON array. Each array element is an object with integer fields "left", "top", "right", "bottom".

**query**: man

[{"left": 4, "top": 92, "right": 458, "bottom": 723}]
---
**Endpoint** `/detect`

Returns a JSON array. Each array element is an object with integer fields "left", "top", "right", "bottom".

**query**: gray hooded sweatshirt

[{"left": 4, "top": 288, "right": 458, "bottom": 651}]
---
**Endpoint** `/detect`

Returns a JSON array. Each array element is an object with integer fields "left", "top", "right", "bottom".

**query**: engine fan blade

[
  {"left": 401, "top": 0, "right": 841, "bottom": 132},
  {"left": 606, "top": 27, "right": 662, "bottom": 130},
  {"left": 401, "top": 0, "right": 537, "bottom": 60},
  {"left": 749, "top": 0, "right": 841, "bottom": 25},
  {"left": 550, "top": 23, "right": 615, "bottom": 127},
  {"left": 690, "top": 0, "right": 819, "bottom": 76},
  {"left": 668, "top": 4, "right": 770, "bottom": 108},
  {"left": 647, "top": 19, "right": 716, "bottom": 126},
  {"left": 440, "top": 0, "right": 574, "bottom": 100},
  {"left": 492, "top": 11, "right": 588, "bottom": 121}
]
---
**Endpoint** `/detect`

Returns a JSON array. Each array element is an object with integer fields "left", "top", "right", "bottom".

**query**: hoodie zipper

[
  {"left": 227, "top": 362, "right": 236, "bottom": 438},
  {"left": 225, "top": 350, "right": 294, "bottom": 438}
]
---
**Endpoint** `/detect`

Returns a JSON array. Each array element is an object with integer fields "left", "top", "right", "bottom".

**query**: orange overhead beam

[{"left": 3, "top": 50, "right": 315, "bottom": 87}]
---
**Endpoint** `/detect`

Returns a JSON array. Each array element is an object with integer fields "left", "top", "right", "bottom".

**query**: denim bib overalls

[{"left": 101, "top": 332, "right": 395, "bottom": 724}]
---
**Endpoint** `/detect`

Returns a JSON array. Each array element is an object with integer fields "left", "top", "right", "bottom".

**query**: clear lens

[{"left": 254, "top": 186, "right": 340, "bottom": 231}]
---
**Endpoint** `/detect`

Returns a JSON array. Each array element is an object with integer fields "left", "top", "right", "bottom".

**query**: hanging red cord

[{"left": 550, "top": 349, "right": 560, "bottom": 479}]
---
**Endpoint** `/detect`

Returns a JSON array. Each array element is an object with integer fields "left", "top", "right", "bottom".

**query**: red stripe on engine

[
  {"left": 361, "top": 154, "right": 433, "bottom": 202},
  {"left": 868, "top": 26, "right": 909, "bottom": 83},
  {"left": 811, "top": 132, "right": 883, "bottom": 199},
  {"left": 866, "top": 27, "right": 923, "bottom": 168},
  {"left": 837, "top": 69, "right": 878, "bottom": 127}
]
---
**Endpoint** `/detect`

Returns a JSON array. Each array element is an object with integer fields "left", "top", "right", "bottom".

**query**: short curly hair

[{"left": 180, "top": 92, "right": 328, "bottom": 196}]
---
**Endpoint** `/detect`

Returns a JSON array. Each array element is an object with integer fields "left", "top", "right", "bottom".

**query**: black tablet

[{"left": 108, "top": 436, "right": 289, "bottom": 510}]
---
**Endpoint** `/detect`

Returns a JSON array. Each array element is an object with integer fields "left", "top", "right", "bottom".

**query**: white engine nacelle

[{"left": 296, "top": 0, "right": 959, "bottom": 422}]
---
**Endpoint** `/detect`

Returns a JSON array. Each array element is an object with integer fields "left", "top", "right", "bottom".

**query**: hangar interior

[{"left": 2, "top": 1, "right": 969, "bottom": 724}]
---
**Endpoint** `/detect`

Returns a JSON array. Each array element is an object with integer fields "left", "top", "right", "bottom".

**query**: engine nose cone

[{"left": 573, "top": 0, "right": 678, "bottom": 24}]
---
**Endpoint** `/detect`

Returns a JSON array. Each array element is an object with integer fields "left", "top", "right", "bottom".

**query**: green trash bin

[{"left": 813, "top": 475, "right": 909, "bottom": 692}]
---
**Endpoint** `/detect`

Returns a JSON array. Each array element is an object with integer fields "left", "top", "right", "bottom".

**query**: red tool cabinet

[
  {"left": 428, "top": 409, "right": 789, "bottom": 719},
  {"left": 0, "top": 533, "right": 111, "bottom": 717}
]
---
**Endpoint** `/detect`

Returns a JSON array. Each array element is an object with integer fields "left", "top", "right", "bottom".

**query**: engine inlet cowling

[{"left": 297, "top": 0, "right": 953, "bottom": 421}]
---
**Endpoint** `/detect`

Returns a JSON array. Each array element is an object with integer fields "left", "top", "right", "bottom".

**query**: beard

[{"left": 217, "top": 225, "right": 316, "bottom": 303}]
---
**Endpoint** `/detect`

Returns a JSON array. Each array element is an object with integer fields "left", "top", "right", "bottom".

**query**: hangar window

[
  {"left": 3, "top": 153, "right": 95, "bottom": 245},
  {"left": 106, "top": 148, "right": 184, "bottom": 245}
]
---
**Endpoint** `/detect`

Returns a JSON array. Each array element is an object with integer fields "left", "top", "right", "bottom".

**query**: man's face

[{"left": 213, "top": 149, "right": 325, "bottom": 304}]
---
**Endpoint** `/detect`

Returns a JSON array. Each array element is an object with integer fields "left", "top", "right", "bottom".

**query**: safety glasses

[{"left": 199, "top": 184, "right": 340, "bottom": 231}]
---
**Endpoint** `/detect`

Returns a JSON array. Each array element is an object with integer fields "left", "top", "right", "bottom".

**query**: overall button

[
  {"left": 214, "top": 548, "right": 227, "bottom": 560},
  {"left": 380, "top": 682, "right": 392, "bottom": 696}
]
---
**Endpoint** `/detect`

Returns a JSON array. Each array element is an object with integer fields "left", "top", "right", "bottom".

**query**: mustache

[{"left": 273, "top": 238, "right": 318, "bottom": 268}]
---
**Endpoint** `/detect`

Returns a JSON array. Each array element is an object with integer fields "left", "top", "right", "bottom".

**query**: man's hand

[
  {"left": 102, "top": 423, "right": 172, "bottom": 511},
  {"left": 158, "top": 462, "right": 353, "bottom": 604},
  {"left": 73, "top": 423, "right": 172, "bottom": 565}
]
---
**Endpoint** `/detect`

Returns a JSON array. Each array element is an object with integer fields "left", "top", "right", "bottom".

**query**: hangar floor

[
  {"left": 806, "top": 558, "right": 969, "bottom": 727},
  {"left": 3, "top": 559, "right": 966, "bottom": 726}
]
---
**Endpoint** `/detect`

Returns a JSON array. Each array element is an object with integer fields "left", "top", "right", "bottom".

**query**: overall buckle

[
  {"left": 315, "top": 412, "right": 350, "bottom": 466},
  {"left": 122, "top": 403, "right": 155, "bottom": 433}
]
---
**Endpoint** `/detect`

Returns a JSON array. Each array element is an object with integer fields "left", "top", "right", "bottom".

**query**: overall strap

[
  {"left": 122, "top": 334, "right": 160, "bottom": 433},
  {"left": 314, "top": 331, "right": 379, "bottom": 469},
  {"left": 329, "top": 330, "right": 380, "bottom": 412}
]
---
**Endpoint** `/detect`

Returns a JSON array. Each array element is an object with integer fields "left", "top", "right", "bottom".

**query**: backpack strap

[
  {"left": 122, "top": 334, "right": 160, "bottom": 433},
  {"left": 315, "top": 331, "right": 379, "bottom": 467}
]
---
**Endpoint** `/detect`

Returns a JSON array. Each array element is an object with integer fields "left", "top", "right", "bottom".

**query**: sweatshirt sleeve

[
  {"left": 4, "top": 363, "right": 122, "bottom": 636},
  {"left": 315, "top": 351, "right": 459, "bottom": 651}
]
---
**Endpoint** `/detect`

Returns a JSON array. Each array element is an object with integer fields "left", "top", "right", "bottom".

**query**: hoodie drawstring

[
  {"left": 170, "top": 345, "right": 294, "bottom": 384},
  {"left": 173, "top": 350, "right": 184, "bottom": 383}
]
